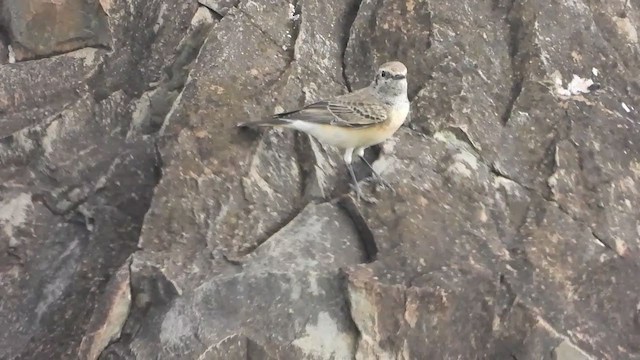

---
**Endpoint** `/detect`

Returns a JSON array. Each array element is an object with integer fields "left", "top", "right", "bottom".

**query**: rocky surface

[{"left": 0, "top": 0, "right": 639, "bottom": 359}]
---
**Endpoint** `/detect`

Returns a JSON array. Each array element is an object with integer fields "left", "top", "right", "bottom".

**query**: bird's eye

[{"left": 381, "top": 71, "right": 388, "bottom": 78}]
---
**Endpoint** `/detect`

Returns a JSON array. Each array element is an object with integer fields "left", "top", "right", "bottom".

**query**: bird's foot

[
  {"left": 366, "top": 174, "right": 395, "bottom": 194},
  {"left": 349, "top": 183, "right": 378, "bottom": 204},
  {"left": 372, "top": 175, "right": 394, "bottom": 191}
]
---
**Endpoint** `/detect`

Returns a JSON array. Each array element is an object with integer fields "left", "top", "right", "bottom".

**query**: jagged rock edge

[{"left": 92, "top": 256, "right": 134, "bottom": 359}]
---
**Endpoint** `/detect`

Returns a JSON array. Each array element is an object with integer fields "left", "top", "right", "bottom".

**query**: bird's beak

[{"left": 393, "top": 74, "right": 406, "bottom": 80}]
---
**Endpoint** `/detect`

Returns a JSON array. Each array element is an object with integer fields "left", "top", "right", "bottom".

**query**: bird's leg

[
  {"left": 347, "top": 163, "right": 364, "bottom": 201},
  {"left": 344, "top": 149, "right": 364, "bottom": 201},
  {"left": 355, "top": 147, "right": 394, "bottom": 191}
]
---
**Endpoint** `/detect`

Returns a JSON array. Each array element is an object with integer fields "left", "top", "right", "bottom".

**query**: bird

[{"left": 237, "top": 61, "right": 410, "bottom": 201}]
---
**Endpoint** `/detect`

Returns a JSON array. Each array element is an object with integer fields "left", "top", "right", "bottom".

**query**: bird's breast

[{"left": 387, "top": 101, "right": 410, "bottom": 130}]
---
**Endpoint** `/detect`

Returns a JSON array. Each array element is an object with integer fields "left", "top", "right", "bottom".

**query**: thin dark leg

[
  {"left": 347, "top": 163, "right": 363, "bottom": 201},
  {"left": 359, "top": 156, "right": 393, "bottom": 190}
]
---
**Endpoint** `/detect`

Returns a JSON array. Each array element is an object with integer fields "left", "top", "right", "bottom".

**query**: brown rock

[
  {"left": 344, "top": 0, "right": 434, "bottom": 98},
  {"left": 136, "top": 6, "right": 302, "bottom": 291},
  {"left": 78, "top": 261, "right": 132, "bottom": 360},
  {"left": 0, "top": 48, "right": 104, "bottom": 139},
  {"left": 1, "top": 0, "right": 110, "bottom": 61},
  {"left": 1, "top": 0, "right": 639, "bottom": 358},
  {"left": 0, "top": 0, "right": 204, "bottom": 358}
]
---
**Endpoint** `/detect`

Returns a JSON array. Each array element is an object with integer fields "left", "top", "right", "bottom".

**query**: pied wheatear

[{"left": 237, "top": 61, "right": 410, "bottom": 200}]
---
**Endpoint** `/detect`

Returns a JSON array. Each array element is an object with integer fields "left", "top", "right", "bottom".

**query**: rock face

[{"left": 1, "top": 0, "right": 639, "bottom": 359}]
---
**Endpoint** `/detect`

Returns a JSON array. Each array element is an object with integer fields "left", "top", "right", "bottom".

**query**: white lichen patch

[
  {"left": 98, "top": 0, "right": 113, "bottom": 14},
  {"left": 566, "top": 75, "right": 594, "bottom": 95},
  {"left": 191, "top": 6, "right": 215, "bottom": 27},
  {"left": 66, "top": 47, "right": 99, "bottom": 67},
  {"left": 553, "top": 339, "right": 595, "bottom": 360},
  {"left": 614, "top": 16, "right": 638, "bottom": 44},
  {"left": 153, "top": 3, "right": 168, "bottom": 33},
  {"left": 8, "top": 45, "right": 15, "bottom": 63},
  {"left": 129, "top": 91, "right": 152, "bottom": 133},
  {"left": 452, "top": 151, "right": 479, "bottom": 170},
  {"left": 42, "top": 120, "right": 61, "bottom": 155},
  {"left": 292, "top": 312, "right": 355, "bottom": 360},
  {"left": 35, "top": 240, "right": 81, "bottom": 319},
  {"left": 551, "top": 70, "right": 597, "bottom": 99},
  {"left": 160, "top": 306, "right": 198, "bottom": 348},
  {"left": 288, "top": 3, "right": 299, "bottom": 21},
  {"left": 0, "top": 193, "right": 33, "bottom": 238}
]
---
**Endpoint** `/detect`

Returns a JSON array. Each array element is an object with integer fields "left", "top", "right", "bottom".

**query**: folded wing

[{"left": 274, "top": 98, "right": 388, "bottom": 128}]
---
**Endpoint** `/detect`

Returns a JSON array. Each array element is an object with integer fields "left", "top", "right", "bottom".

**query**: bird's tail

[{"left": 236, "top": 118, "right": 292, "bottom": 128}]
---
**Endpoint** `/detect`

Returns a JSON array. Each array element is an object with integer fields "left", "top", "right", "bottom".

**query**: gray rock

[
  {"left": 0, "top": 34, "right": 8, "bottom": 64},
  {"left": 112, "top": 203, "right": 364, "bottom": 359},
  {"left": 198, "top": 0, "right": 239, "bottom": 17}
]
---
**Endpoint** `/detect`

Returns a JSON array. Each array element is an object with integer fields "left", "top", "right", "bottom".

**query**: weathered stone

[
  {"left": 78, "top": 261, "right": 131, "bottom": 360},
  {"left": 0, "top": 48, "right": 103, "bottom": 139},
  {"left": 89, "top": 0, "right": 200, "bottom": 97},
  {"left": 0, "top": 1, "right": 206, "bottom": 358},
  {"left": 0, "top": 136, "right": 157, "bottom": 359},
  {"left": 135, "top": 6, "right": 301, "bottom": 292},
  {"left": 347, "top": 265, "right": 501, "bottom": 359},
  {"left": 2, "top": 0, "right": 640, "bottom": 358},
  {"left": 110, "top": 203, "right": 364, "bottom": 358},
  {"left": 237, "top": 0, "right": 297, "bottom": 51},
  {"left": 127, "top": 6, "right": 217, "bottom": 137},
  {"left": 284, "top": 0, "right": 363, "bottom": 200},
  {"left": 339, "top": 123, "right": 638, "bottom": 358},
  {"left": 1, "top": 0, "right": 110, "bottom": 61},
  {"left": 137, "top": 1, "right": 202, "bottom": 86},
  {"left": 128, "top": 0, "right": 368, "bottom": 298}
]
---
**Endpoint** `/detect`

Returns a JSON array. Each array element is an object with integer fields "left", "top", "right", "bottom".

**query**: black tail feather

[{"left": 236, "top": 118, "right": 291, "bottom": 128}]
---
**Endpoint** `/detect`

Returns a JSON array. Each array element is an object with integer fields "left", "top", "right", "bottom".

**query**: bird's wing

[{"left": 274, "top": 91, "right": 388, "bottom": 128}]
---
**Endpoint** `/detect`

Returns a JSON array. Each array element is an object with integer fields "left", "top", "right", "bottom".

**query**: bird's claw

[
  {"left": 349, "top": 183, "right": 378, "bottom": 204},
  {"left": 367, "top": 174, "right": 395, "bottom": 193},
  {"left": 376, "top": 177, "right": 395, "bottom": 191}
]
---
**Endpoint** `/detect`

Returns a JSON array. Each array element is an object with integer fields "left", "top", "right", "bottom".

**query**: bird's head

[{"left": 372, "top": 61, "right": 408, "bottom": 100}]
